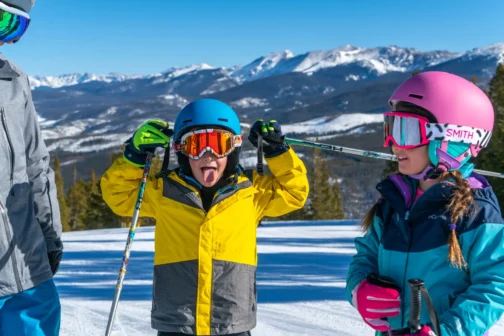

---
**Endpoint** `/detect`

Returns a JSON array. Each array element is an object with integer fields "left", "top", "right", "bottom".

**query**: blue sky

[{"left": 3, "top": 0, "right": 503, "bottom": 76}]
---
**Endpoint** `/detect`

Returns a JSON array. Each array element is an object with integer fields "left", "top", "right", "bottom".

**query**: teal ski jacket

[{"left": 346, "top": 172, "right": 504, "bottom": 336}]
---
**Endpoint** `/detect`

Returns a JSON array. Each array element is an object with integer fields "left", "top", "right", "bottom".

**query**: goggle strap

[
  {"left": 0, "top": 3, "right": 30, "bottom": 19},
  {"left": 425, "top": 123, "right": 492, "bottom": 147}
]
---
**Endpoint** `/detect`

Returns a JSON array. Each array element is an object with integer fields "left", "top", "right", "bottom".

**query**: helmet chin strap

[
  {"left": 408, "top": 142, "right": 470, "bottom": 181},
  {"left": 408, "top": 163, "right": 449, "bottom": 181}
]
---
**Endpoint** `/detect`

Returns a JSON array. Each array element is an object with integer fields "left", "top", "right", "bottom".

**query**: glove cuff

[
  {"left": 264, "top": 143, "right": 290, "bottom": 158},
  {"left": 124, "top": 142, "right": 148, "bottom": 167},
  {"left": 45, "top": 238, "right": 63, "bottom": 252}
]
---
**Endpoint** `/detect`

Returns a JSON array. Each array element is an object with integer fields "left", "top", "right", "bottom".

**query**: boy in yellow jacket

[{"left": 101, "top": 98, "right": 309, "bottom": 336}]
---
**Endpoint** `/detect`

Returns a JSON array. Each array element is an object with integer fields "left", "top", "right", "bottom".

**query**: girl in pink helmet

[{"left": 346, "top": 71, "right": 504, "bottom": 336}]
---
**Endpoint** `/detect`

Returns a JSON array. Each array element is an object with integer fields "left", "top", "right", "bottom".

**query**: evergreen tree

[
  {"left": 476, "top": 64, "right": 504, "bottom": 205},
  {"left": 66, "top": 164, "right": 88, "bottom": 231},
  {"left": 310, "top": 147, "right": 345, "bottom": 220},
  {"left": 84, "top": 169, "right": 121, "bottom": 229},
  {"left": 53, "top": 156, "right": 71, "bottom": 232},
  {"left": 331, "top": 178, "right": 345, "bottom": 219}
]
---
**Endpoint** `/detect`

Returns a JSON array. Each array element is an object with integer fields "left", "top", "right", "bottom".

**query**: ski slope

[{"left": 55, "top": 221, "right": 504, "bottom": 336}]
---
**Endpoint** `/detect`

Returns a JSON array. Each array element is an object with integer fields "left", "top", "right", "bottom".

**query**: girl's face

[
  {"left": 189, "top": 152, "right": 228, "bottom": 188},
  {"left": 392, "top": 144, "right": 431, "bottom": 176}
]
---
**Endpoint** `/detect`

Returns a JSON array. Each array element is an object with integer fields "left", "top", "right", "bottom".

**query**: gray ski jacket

[{"left": 0, "top": 53, "right": 62, "bottom": 297}]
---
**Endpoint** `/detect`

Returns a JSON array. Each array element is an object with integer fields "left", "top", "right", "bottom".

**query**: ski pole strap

[
  {"left": 156, "top": 129, "right": 174, "bottom": 179},
  {"left": 157, "top": 146, "right": 171, "bottom": 179},
  {"left": 257, "top": 135, "right": 264, "bottom": 176}
]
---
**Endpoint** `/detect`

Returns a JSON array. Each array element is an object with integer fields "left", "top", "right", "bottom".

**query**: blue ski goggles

[{"left": 0, "top": 2, "right": 30, "bottom": 43}]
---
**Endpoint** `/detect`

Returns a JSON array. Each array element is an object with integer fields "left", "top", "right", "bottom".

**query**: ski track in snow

[{"left": 56, "top": 221, "right": 504, "bottom": 335}]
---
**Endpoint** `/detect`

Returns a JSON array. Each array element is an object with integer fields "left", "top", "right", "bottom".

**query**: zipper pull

[{"left": 405, "top": 211, "right": 410, "bottom": 221}]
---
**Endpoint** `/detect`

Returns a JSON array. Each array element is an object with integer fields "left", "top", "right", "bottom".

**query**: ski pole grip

[
  {"left": 408, "top": 278, "right": 424, "bottom": 333},
  {"left": 257, "top": 135, "right": 264, "bottom": 176}
]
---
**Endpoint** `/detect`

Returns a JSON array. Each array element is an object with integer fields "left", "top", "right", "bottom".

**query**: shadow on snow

[{"left": 55, "top": 222, "right": 356, "bottom": 304}]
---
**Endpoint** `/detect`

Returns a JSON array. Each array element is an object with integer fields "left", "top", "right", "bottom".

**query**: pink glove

[
  {"left": 404, "top": 325, "right": 437, "bottom": 336},
  {"left": 352, "top": 279, "right": 401, "bottom": 331}
]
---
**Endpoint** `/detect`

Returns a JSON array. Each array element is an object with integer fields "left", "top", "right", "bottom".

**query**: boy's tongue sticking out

[
  {"left": 189, "top": 151, "right": 228, "bottom": 188},
  {"left": 202, "top": 166, "right": 217, "bottom": 183}
]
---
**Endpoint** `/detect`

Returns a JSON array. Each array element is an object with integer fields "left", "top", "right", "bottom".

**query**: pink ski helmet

[
  {"left": 388, "top": 71, "right": 495, "bottom": 178},
  {"left": 389, "top": 71, "right": 494, "bottom": 132}
]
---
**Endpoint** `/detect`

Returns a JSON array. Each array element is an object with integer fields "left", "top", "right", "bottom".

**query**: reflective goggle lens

[
  {"left": 0, "top": 9, "right": 30, "bottom": 42},
  {"left": 383, "top": 113, "right": 429, "bottom": 148},
  {"left": 175, "top": 129, "right": 242, "bottom": 159}
]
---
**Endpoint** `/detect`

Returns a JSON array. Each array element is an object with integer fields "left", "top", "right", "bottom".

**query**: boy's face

[{"left": 189, "top": 152, "right": 228, "bottom": 188}]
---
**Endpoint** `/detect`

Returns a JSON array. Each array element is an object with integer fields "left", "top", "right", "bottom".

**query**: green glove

[{"left": 123, "top": 119, "right": 173, "bottom": 167}]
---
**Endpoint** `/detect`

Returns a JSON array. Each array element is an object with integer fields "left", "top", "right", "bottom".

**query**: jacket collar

[
  {"left": 0, "top": 53, "right": 21, "bottom": 79},
  {"left": 376, "top": 172, "right": 496, "bottom": 221}
]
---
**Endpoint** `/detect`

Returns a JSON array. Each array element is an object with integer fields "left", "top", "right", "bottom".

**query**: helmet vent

[
  {"left": 218, "top": 118, "right": 228, "bottom": 122},
  {"left": 408, "top": 94, "right": 424, "bottom": 99},
  {"left": 182, "top": 119, "right": 192, "bottom": 124}
]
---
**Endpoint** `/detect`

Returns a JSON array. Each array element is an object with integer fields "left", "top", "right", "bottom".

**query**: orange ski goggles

[{"left": 174, "top": 129, "right": 242, "bottom": 159}]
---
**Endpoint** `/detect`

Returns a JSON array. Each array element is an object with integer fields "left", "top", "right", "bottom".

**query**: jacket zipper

[
  {"left": 1, "top": 108, "right": 14, "bottom": 187},
  {"left": 401, "top": 210, "right": 411, "bottom": 328},
  {"left": 0, "top": 200, "right": 22, "bottom": 291}
]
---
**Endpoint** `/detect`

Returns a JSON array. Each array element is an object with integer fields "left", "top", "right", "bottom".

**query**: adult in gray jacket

[{"left": 0, "top": 1, "right": 63, "bottom": 335}]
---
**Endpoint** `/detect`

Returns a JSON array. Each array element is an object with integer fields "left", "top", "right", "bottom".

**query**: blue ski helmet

[
  {"left": 173, "top": 98, "right": 241, "bottom": 140},
  {"left": 173, "top": 99, "right": 242, "bottom": 179}
]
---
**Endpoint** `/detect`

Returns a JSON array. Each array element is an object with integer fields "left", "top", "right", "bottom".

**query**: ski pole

[
  {"left": 105, "top": 152, "right": 154, "bottom": 336},
  {"left": 285, "top": 137, "right": 504, "bottom": 179}
]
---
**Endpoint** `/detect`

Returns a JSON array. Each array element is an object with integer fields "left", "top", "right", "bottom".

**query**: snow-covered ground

[{"left": 55, "top": 221, "right": 504, "bottom": 336}]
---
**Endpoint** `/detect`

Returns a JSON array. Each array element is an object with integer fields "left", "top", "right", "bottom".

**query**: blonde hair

[
  {"left": 360, "top": 198, "right": 382, "bottom": 232},
  {"left": 440, "top": 170, "right": 474, "bottom": 269}
]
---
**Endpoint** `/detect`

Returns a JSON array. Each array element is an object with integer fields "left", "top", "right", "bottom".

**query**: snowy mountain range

[
  {"left": 229, "top": 45, "right": 459, "bottom": 82},
  {"left": 34, "top": 42, "right": 504, "bottom": 217},
  {"left": 29, "top": 73, "right": 144, "bottom": 90},
  {"left": 32, "top": 43, "right": 503, "bottom": 151},
  {"left": 29, "top": 45, "right": 460, "bottom": 89},
  {"left": 31, "top": 43, "right": 504, "bottom": 91}
]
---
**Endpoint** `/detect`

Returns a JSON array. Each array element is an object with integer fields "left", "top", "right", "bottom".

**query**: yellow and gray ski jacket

[{"left": 101, "top": 148, "right": 309, "bottom": 335}]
